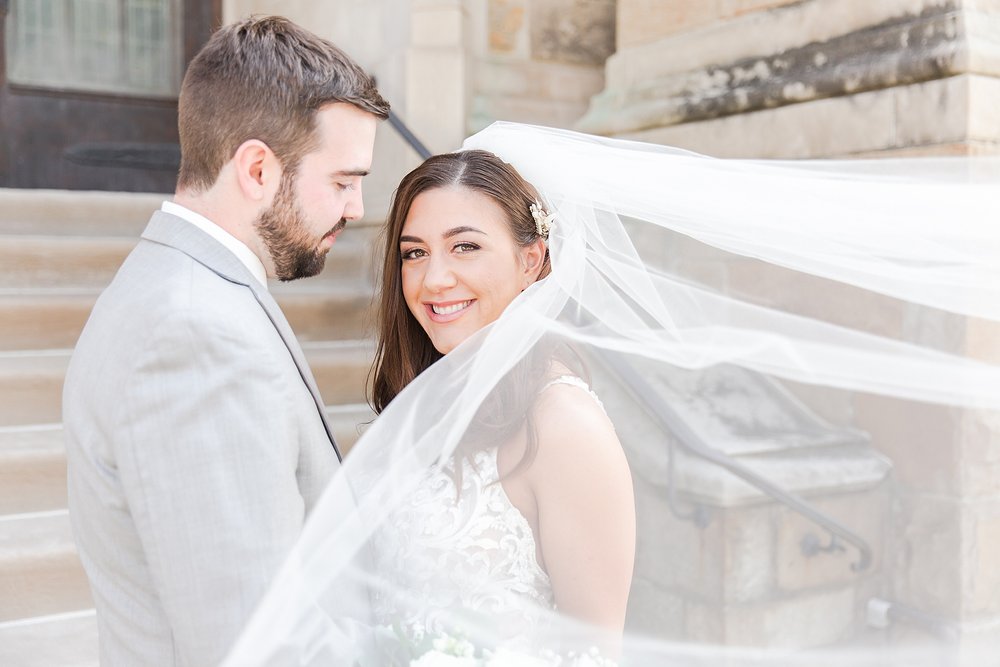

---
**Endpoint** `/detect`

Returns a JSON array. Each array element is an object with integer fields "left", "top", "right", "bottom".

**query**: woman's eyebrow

[
  {"left": 399, "top": 226, "right": 486, "bottom": 244},
  {"left": 443, "top": 225, "right": 486, "bottom": 238}
]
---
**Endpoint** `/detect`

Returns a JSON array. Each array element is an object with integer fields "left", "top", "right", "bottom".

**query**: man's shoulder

[{"left": 86, "top": 241, "right": 266, "bottom": 344}]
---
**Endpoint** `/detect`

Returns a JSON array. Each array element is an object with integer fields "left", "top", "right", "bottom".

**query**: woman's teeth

[{"left": 432, "top": 300, "right": 472, "bottom": 315}]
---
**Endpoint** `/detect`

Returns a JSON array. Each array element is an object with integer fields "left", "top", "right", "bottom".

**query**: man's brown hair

[{"left": 177, "top": 16, "right": 390, "bottom": 191}]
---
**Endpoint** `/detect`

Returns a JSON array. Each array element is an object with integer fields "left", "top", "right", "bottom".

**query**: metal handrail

[
  {"left": 601, "top": 350, "right": 873, "bottom": 572},
  {"left": 388, "top": 109, "right": 432, "bottom": 160}
]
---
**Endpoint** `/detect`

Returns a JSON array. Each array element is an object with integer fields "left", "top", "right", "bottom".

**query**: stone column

[
  {"left": 406, "top": 0, "right": 471, "bottom": 153},
  {"left": 468, "top": 0, "right": 615, "bottom": 133},
  {"left": 579, "top": 0, "right": 1000, "bottom": 158}
]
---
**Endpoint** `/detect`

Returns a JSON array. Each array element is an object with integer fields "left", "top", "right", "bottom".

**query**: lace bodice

[
  {"left": 371, "top": 444, "right": 554, "bottom": 642},
  {"left": 371, "top": 376, "right": 605, "bottom": 648}
]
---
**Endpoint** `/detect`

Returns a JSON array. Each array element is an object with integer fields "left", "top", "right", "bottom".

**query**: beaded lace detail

[
  {"left": 370, "top": 376, "right": 604, "bottom": 644},
  {"left": 373, "top": 375, "right": 603, "bottom": 641},
  {"left": 371, "top": 445, "right": 553, "bottom": 641}
]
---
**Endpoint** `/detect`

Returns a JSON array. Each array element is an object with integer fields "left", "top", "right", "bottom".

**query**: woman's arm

[{"left": 530, "top": 383, "right": 636, "bottom": 637}]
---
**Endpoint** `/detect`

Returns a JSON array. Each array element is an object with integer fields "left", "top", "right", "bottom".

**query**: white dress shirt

[{"left": 161, "top": 201, "right": 269, "bottom": 290}]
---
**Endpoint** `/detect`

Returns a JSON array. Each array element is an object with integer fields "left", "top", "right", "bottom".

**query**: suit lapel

[{"left": 141, "top": 211, "right": 343, "bottom": 462}]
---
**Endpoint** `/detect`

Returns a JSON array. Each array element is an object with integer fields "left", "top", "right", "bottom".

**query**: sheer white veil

[{"left": 223, "top": 122, "right": 1000, "bottom": 665}]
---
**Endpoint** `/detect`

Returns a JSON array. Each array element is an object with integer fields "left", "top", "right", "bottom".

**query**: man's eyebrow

[
  {"left": 399, "top": 226, "right": 486, "bottom": 244},
  {"left": 333, "top": 169, "right": 369, "bottom": 177}
]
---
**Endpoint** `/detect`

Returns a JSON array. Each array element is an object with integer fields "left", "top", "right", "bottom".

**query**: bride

[
  {"left": 223, "top": 123, "right": 1000, "bottom": 666},
  {"left": 366, "top": 149, "right": 635, "bottom": 653}
]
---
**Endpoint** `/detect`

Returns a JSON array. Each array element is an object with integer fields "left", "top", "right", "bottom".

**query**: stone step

[
  {"left": 0, "top": 187, "right": 384, "bottom": 238},
  {"left": 0, "top": 403, "right": 374, "bottom": 516},
  {"left": 0, "top": 609, "right": 98, "bottom": 667},
  {"left": 0, "top": 230, "right": 374, "bottom": 289},
  {"left": 0, "top": 188, "right": 162, "bottom": 236},
  {"left": 0, "top": 286, "right": 374, "bottom": 350},
  {"left": 0, "top": 341, "right": 374, "bottom": 428},
  {"left": 0, "top": 236, "right": 136, "bottom": 289},
  {"left": 0, "top": 425, "right": 66, "bottom": 515},
  {"left": 0, "top": 510, "right": 92, "bottom": 622}
]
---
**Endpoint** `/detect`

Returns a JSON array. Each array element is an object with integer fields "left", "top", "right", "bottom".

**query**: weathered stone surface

[
  {"left": 625, "top": 576, "right": 686, "bottom": 638},
  {"left": 582, "top": 4, "right": 964, "bottom": 134},
  {"left": 721, "top": 506, "right": 775, "bottom": 602},
  {"left": 730, "top": 587, "right": 857, "bottom": 647},
  {"left": 529, "top": 0, "right": 615, "bottom": 66},
  {"left": 960, "top": 409, "right": 1000, "bottom": 499},
  {"left": 618, "top": 0, "right": 806, "bottom": 49},
  {"left": 775, "top": 489, "right": 886, "bottom": 593},
  {"left": 684, "top": 587, "right": 857, "bottom": 647},
  {"left": 488, "top": 0, "right": 529, "bottom": 55},
  {"left": 889, "top": 492, "right": 964, "bottom": 617},
  {"left": 856, "top": 396, "right": 962, "bottom": 494},
  {"left": 969, "top": 500, "right": 1000, "bottom": 616},
  {"left": 618, "top": 77, "right": 972, "bottom": 158},
  {"left": 630, "top": 471, "right": 726, "bottom": 602}
]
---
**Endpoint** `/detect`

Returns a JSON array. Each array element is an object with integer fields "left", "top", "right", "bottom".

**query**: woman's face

[{"left": 400, "top": 185, "right": 544, "bottom": 354}]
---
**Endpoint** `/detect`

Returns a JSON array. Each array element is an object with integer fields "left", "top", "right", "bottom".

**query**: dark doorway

[{"left": 0, "top": 0, "right": 220, "bottom": 192}]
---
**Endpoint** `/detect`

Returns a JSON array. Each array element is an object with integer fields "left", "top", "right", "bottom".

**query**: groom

[{"left": 63, "top": 16, "right": 389, "bottom": 666}]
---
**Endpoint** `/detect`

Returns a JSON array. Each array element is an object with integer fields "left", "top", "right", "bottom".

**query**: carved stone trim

[{"left": 579, "top": 6, "right": 969, "bottom": 135}]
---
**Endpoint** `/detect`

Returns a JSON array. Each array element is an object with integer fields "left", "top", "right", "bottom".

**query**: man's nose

[{"left": 344, "top": 185, "right": 364, "bottom": 221}]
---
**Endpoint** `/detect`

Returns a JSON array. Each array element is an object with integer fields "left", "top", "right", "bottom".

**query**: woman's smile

[{"left": 426, "top": 299, "right": 476, "bottom": 322}]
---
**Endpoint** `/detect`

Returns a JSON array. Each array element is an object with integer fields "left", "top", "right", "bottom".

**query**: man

[{"left": 63, "top": 16, "right": 389, "bottom": 665}]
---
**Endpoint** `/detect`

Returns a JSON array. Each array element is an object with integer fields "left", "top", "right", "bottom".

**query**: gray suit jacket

[{"left": 64, "top": 211, "right": 341, "bottom": 666}]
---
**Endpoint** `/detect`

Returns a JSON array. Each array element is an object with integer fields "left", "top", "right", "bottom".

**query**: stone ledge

[
  {"left": 612, "top": 76, "right": 982, "bottom": 158},
  {"left": 580, "top": 5, "right": 970, "bottom": 135}
]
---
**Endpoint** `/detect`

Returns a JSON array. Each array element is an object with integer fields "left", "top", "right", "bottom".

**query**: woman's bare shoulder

[{"left": 531, "top": 377, "right": 624, "bottom": 469}]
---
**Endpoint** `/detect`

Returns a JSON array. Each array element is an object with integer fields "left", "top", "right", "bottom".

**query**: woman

[
  {"left": 367, "top": 150, "right": 635, "bottom": 654},
  {"left": 224, "top": 123, "right": 1000, "bottom": 667}
]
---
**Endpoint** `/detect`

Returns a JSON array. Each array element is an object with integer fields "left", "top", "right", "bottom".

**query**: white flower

[
  {"left": 529, "top": 201, "right": 555, "bottom": 239},
  {"left": 432, "top": 634, "right": 475, "bottom": 657}
]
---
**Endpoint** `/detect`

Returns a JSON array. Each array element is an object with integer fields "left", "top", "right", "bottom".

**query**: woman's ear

[
  {"left": 521, "top": 238, "right": 547, "bottom": 287},
  {"left": 233, "top": 139, "right": 279, "bottom": 202}
]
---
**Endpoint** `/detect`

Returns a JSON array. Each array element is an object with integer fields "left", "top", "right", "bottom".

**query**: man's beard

[{"left": 255, "top": 171, "right": 343, "bottom": 282}]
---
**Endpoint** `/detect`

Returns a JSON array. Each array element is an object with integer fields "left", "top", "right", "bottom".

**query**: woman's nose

[{"left": 422, "top": 255, "right": 457, "bottom": 292}]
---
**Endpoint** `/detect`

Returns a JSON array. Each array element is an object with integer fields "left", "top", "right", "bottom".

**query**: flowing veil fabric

[{"left": 223, "top": 123, "right": 1000, "bottom": 665}]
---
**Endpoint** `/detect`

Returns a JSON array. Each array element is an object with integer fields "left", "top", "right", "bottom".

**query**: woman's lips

[{"left": 425, "top": 299, "right": 474, "bottom": 323}]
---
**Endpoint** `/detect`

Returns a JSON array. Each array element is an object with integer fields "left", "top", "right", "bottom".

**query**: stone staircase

[{"left": 0, "top": 188, "right": 379, "bottom": 666}]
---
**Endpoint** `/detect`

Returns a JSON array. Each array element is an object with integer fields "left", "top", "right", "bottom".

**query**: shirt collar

[{"left": 160, "top": 201, "right": 269, "bottom": 291}]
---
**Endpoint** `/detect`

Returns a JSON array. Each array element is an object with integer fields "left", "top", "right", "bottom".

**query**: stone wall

[
  {"left": 468, "top": 0, "right": 614, "bottom": 133},
  {"left": 581, "top": 0, "right": 1000, "bottom": 158}
]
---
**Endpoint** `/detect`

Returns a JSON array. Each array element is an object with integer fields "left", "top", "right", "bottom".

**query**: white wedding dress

[{"left": 370, "top": 376, "right": 606, "bottom": 652}]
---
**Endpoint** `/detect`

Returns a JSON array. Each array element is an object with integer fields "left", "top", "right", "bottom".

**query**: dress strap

[{"left": 540, "top": 375, "right": 608, "bottom": 416}]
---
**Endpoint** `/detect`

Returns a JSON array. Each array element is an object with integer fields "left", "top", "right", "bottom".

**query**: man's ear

[
  {"left": 233, "top": 139, "right": 278, "bottom": 201},
  {"left": 521, "top": 238, "right": 547, "bottom": 287}
]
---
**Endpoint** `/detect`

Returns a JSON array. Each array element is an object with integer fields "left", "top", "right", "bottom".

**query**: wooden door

[{"left": 0, "top": 0, "right": 220, "bottom": 192}]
